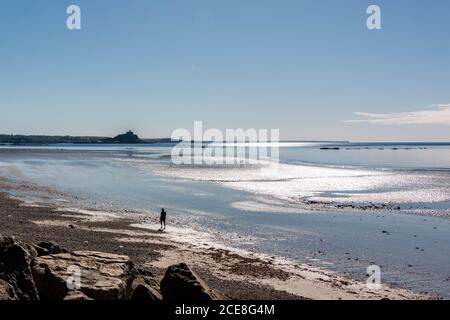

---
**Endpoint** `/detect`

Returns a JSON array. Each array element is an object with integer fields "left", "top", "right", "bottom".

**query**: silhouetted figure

[{"left": 160, "top": 208, "right": 167, "bottom": 230}]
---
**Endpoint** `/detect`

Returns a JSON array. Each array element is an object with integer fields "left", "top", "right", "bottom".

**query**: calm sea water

[{"left": 1, "top": 142, "right": 450, "bottom": 297}]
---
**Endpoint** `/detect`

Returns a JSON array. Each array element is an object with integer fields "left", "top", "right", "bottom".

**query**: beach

[{"left": 0, "top": 189, "right": 430, "bottom": 300}]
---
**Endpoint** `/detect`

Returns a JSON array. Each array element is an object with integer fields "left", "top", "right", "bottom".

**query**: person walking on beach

[{"left": 160, "top": 208, "right": 167, "bottom": 230}]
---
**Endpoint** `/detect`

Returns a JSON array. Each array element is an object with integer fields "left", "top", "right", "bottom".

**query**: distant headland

[
  {"left": 102, "top": 130, "right": 142, "bottom": 144},
  {"left": 0, "top": 131, "right": 173, "bottom": 145}
]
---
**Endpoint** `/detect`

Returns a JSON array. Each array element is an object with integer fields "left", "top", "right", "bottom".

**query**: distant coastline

[
  {"left": 0, "top": 130, "right": 174, "bottom": 145},
  {"left": 2, "top": 132, "right": 450, "bottom": 147}
]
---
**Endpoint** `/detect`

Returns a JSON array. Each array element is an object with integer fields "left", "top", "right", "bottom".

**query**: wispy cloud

[{"left": 344, "top": 104, "right": 450, "bottom": 126}]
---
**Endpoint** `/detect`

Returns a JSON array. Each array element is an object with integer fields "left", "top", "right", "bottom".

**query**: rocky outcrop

[
  {"left": 0, "top": 236, "right": 224, "bottom": 301},
  {"left": 0, "top": 236, "right": 39, "bottom": 300},
  {"left": 160, "top": 263, "right": 224, "bottom": 301},
  {"left": 0, "top": 279, "right": 16, "bottom": 300},
  {"left": 102, "top": 131, "right": 142, "bottom": 144},
  {"left": 130, "top": 268, "right": 162, "bottom": 301},
  {"left": 131, "top": 278, "right": 163, "bottom": 301},
  {"left": 32, "top": 251, "right": 135, "bottom": 300}
]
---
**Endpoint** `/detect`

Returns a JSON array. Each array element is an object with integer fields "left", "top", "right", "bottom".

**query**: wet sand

[{"left": 0, "top": 180, "right": 432, "bottom": 300}]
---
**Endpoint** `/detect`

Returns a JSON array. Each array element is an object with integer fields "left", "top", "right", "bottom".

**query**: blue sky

[{"left": 1, "top": 0, "right": 449, "bottom": 141}]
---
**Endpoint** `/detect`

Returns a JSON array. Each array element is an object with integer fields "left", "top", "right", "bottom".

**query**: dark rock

[
  {"left": 160, "top": 263, "right": 224, "bottom": 301},
  {"left": 34, "top": 241, "right": 68, "bottom": 256},
  {"left": 136, "top": 267, "right": 154, "bottom": 278},
  {"left": 0, "top": 278, "right": 17, "bottom": 300},
  {"left": 0, "top": 236, "right": 39, "bottom": 300},
  {"left": 130, "top": 267, "right": 162, "bottom": 300},
  {"left": 130, "top": 278, "right": 162, "bottom": 301},
  {"left": 33, "top": 246, "right": 49, "bottom": 257}
]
